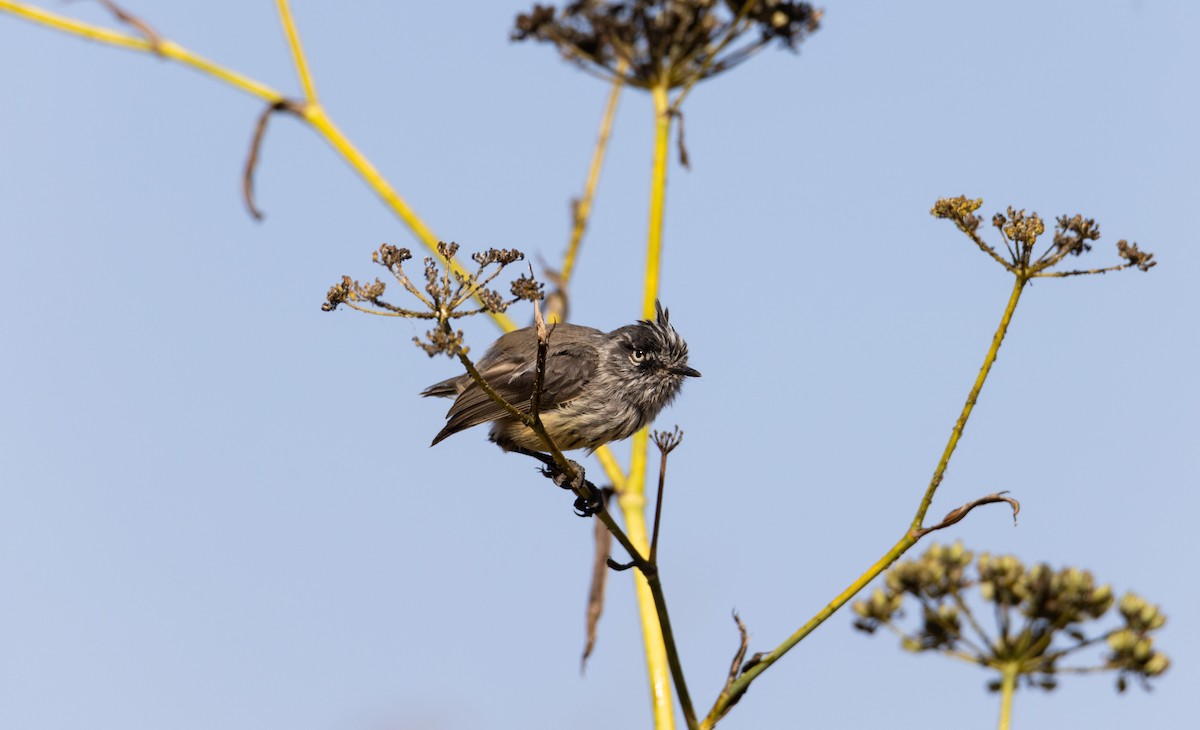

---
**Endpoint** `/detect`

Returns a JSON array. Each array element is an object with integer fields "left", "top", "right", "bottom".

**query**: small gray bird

[{"left": 422, "top": 301, "right": 699, "bottom": 452}]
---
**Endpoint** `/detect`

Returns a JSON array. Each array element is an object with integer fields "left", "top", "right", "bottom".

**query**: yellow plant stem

[
  {"left": 0, "top": 2, "right": 647, "bottom": 479},
  {"left": 641, "top": 84, "right": 672, "bottom": 321},
  {"left": 643, "top": 566, "right": 695, "bottom": 730},
  {"left": 6, "top": 0, "right": 659, "bottom": 713},
  {"left": 623, "top": 491, "right": 678, "bottom": 729},
  {"left": 594, "top": 446, "right": 628, "bottom": 492},
  {"left": 308, "top": 105, "right": 635, "bottom": 484},
  {"left": 617, "top": 80, "right": 678, "bottom": 730},
  {"left": 300, "top": 108, "right": 516, "bottom": 335},
  {"left": 275, "top": 0, "right": 317, "bottom": 103},
  {"left": 997, "top": 662, "right": 1019, "bottom": 730},
  {"left": 0, "top": 0, "right": 280, "bottom": 102},
  {"left": 702, "top": 276, "right": 1029, "bottom": 727},
  {"left": 0, "top": 0, "right": 519, "bottom": 333}
]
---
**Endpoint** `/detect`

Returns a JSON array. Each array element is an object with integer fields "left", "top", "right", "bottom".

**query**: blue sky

[{"left": 1, "top": 2, "right": 1197, "bottom": 729}]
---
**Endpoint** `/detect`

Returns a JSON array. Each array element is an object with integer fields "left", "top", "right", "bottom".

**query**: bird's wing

[{"left": 433, "top": 330, "right": 600, "bottom": 442}]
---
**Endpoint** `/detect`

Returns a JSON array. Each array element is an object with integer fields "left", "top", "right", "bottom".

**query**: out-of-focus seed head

[
  {"left": 856, "top": 543, "right": 1170, "bottom": 696},
  {"left": 513, "top": 1, "right": 821, "bottom": 89}
]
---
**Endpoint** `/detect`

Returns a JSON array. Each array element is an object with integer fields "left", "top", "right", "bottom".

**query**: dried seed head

[
  {"left": 415, "top": 326, "right": 468, "bottom": 358},
  {"left": 1052, "top": 214, "right": 1100, "bottom": 256},
  {"left": 324, "top": 242, "right": 542, "bottom": 357},
  {"left": 858, "top": 542, "right": 1171, "bottom": 695},
  {"left": 936, "top": 196, "right": 1157, "bottom": 278},
  {"left": 476, "top": 287, "right": 510, "bottom": 314},
  {"left": 1001, "top": 207, "right": 1045, "bottom": 250},
  {"left": 514, "top": 1, "right": 820, "bottom": 89},
  {"left": 1117, "top": 240, "right": 1156, "bottom": 271},
  {"left": 511, "top": 271, "right": 545, "bottom": 302},
  {"left": 931, "top": 196, "right": 984, "bottom": 232},
  {"left": 372, "top": 243, "right": 413, "bottom": 270}
]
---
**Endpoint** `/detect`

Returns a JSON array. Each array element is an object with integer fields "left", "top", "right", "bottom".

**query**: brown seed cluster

[
  {"left": 853, "top": 542, "right": 1170, "bottom": 693},
  {"left": 932, "top": 196, "right": 1156, "bottom": 278},
  {"left": 322, "top": 242, "right": 543, "bottom": 357},
  {"left": 513, "top": 1, "right": 821, "bottom": 88}
]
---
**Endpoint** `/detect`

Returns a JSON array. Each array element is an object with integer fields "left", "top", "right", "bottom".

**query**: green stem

[
  {"left": 701, "top": 531, "right": 917, "bottom": 729},
  {"left": 702, "top": 275, "right": 1030, "bottom": 727},
  {"left": 644, "top": 567, "right": 697, "bottom": 730},
  {"left": 912, "top": 276, "right": 1027, "bottom": 528},
  {"left": 998, "top": 662, "right": 1019, "bottom": 730}
]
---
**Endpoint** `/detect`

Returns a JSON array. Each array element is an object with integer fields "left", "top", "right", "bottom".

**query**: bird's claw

[
  {"left": 572, "top": 491, "right": 602, "bottom": 518},
  {"left": 540, "top": 460, "right": 602, "bottom": 517}
]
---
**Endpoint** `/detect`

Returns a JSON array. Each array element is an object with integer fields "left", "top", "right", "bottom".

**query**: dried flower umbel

[
  {"left": 514, "top": 0, "right": 821, "bottom": 89},
  {"left": 931, "top": 197, "right": 1156, "bottom": 278},
  {"left": 322, "top": 242, "right": 543, "bottom": 357},
  {"left": 853, "top": 542, "right": 1170, "bottom": 695}
]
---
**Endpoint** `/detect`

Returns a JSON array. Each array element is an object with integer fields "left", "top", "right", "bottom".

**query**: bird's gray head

[{"left": 600, "top": 300, "right": 700, "bottom": 419}]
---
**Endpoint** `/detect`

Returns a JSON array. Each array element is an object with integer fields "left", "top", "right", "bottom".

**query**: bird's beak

[{"left": 672, "top": 365, "right": 701, "bottom": 378}]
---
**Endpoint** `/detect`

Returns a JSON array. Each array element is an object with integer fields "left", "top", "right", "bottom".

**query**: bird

[{"left": 422, "top": 300, "right": 699, "bottom": 453}]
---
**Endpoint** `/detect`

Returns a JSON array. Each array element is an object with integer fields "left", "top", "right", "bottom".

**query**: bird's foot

[{"left": 539, "top": 460, "right": 602, "bottom": 517}]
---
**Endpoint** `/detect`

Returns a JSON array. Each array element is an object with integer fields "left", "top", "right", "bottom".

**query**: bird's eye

[{"left": 630, "top": 348, "right": 647, "bottom": 363}]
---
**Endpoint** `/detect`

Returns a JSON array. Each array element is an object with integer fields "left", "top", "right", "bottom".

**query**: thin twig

[
  {"left": 910, "top": 593, "right": 990, "bottom": 658},
  {"left": 582, "top": 487, "right": 614, "bottom": 672},
  {"left": 709, "top": 611, "right": 751, "bottom": 714},
  {"left": 392, "top": 263, "right": 435, "bottom": 308},
  {"left": 531, "top": 299, "right": 550, "bottom": 425},
  {"left": 533, "top": 25, "right": 624, "bottom": 85},
  {"left": 602, "top": 426, "right": 699, "bottom": 730},
  {"left": 913, "top": 492, "right": 1020, "bottom": 538},
  {"left": 560, "top": 63, "right": 625, "bottom": 290},
  {"left": 728, "top": 612, "right": 750, "bottom": 685},
  {"left": 951, "top": 586, "right": 996, "bottom": 652},
  {"left": 1038, "top": 631, "right": 1116, "bottom": 665},
  {"left": 996, "top": 224, "right": 1018, "bottom": 262},
  {"left": 961, "top": 223, "right": 1017, "bottom": 272},
  {"left": 243, "top": 99, "right": 303, "bottom": 221},
  {"left": 643, "top": 566, "right": 698, "bottom": 729},
  {"left": 702, "top": 274, "right": 1033, "bottom": 729},
  {"left": 671, "top": 109, "right": 689, "bottom": 169},
  {"left": 1032, "top": 263, "right": 1136, "bottom": 278},
  {"left": 337, "top": 298, "right": 431, "bottom": 319},
  {"left": 696, "top": 40, "right": 768, "bottom": 79},
  {"left": 1051, "top": 664, "right": 1117, "bottom": 675},
  {"left": 649, "top": 427, "right": 683, "bottom": 565},
  {"left": 93, "top": 0, "right": 163, "bottom": 54},
  {"left": 668, "top": 0, "right": 760, "bottom": 114},
  {"left": 879, "top": 620, "right": 984, "bottom": 664}
]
